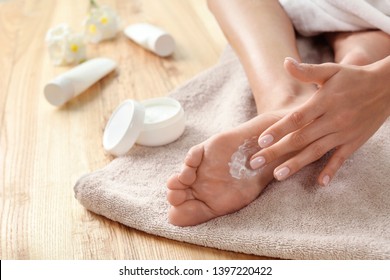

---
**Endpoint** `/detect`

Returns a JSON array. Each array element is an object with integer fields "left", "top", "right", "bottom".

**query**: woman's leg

[
  {"left": 327, "top": 30, "right": 390, "bottom": 65},
  {"left": 167, "top": 0, "right": 316, "bottom": 226},
  {"left": 207, "top": 0, "right": 316, "bottom": 112}
]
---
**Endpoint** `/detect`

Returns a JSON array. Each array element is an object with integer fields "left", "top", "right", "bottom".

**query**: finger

[
  {"left": 251, "top": 116, "right": 335, "bottom": 169},
  {"left": 284, "top": 57, "right": 341, "bottom": 86},
  {"left": 317, "top": 145, "right": 356, "bottom": 186},
  {"left": 272, "top": 134, "right": 340, "bottom": 181},
  {"left": 258, "top": 96, "right": 326, "bottom": 148}
]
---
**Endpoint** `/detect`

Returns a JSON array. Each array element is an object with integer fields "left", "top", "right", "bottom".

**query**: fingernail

[
  {"left": 322, "top": 175, "right": 330, "bottom": 186},
  {"left": 258, "top": 134, "right": 274, "bottom": 148},
  {"left": 275, "top": 166, "right": 290, "bottom": 180},
  {"left": 250, "top": 156, "right": 265, "bottom": 169}
]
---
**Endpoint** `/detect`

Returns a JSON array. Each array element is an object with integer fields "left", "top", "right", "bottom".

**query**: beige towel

[{"left": 74, "top": 42, "right": 390, "bottom": 260}]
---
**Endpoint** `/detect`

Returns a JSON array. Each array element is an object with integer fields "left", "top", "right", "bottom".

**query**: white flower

[
  {"left": 84, "top": 5, "right": 120, "bottom": 44},
  {"left": 45, "top": 23, "right": 86, "bottom": 66}
]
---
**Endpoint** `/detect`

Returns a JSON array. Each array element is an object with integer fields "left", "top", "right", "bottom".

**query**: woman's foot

[
  {"left": 167, "top": 58, "right": 317, "bottom": 226},
  {"left": 167, "top": 112, "right": 291, "bottom": 226}
]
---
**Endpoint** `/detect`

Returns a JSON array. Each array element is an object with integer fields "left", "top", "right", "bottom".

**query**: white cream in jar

[{"left": 103, "top": 97, "right": 185, "bottom": 156}]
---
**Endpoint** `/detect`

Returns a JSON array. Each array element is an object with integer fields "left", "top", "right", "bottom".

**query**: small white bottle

[
  {"left": 44, "top": 57, "right": 117, "bottom": 107},
  {"left": 124, "top": 23, "right": 175, "bottom": 57}
]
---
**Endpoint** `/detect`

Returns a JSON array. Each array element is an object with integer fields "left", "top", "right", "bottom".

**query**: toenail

[
  {"left": 275, "top": 166, "right": 290, "bottom": 180},
  {"left": 250, "top": 156, "right": 265, "bottom": 169},
  {"left": 258, "top": 134, "right": 274, "bottom": 148}
]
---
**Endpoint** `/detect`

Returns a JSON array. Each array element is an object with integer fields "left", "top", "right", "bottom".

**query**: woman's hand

[{"left": 250, "top": 56, "right": 390, "bottom": 186}]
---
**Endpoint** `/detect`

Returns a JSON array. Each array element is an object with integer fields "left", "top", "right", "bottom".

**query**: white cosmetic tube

[
  {"left": 124, "top": 23, "right": 175, "bottom": 57},
  {"left": 44, "top": 57, "right": 117, "bottom": 106}
]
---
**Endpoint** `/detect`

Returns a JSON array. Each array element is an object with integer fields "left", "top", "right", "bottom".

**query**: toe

[
  {"left": 168, "top": 201, "right": 216, "bottom": 226},
  {"left": 167, "top": 189, "right": 194, "bottom": 206},
  {"left": 167, "top": 174, "right": 188, "bottom": 190},
  {"left": 178, "top": 165, "right": 197, "bottom": 185},
  {"left": 185, "top": 144, "right": 204, "bottom": 168}
]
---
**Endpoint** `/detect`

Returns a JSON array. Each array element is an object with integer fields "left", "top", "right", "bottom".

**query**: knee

[{"left": 339, "top": 48, "right": 372, "bottom": 66}]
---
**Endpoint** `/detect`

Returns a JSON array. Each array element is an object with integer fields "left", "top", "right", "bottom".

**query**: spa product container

[
  {"left": 124, "top": 23, "right": 175, "bottom": 57},
  {"left": 44, "top": 57, "right": 117, "bottom": 106},
  {"left": 103, "top": 97, "right": 185, "bottom": 156}
]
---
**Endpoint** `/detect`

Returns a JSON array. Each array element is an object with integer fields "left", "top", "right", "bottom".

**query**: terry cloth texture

[
  {"left": 74, "top": 41, "right": 390, "bottom": 259},
  {"left": 279, "top": 0, "right": 390, "bottom": 36}
]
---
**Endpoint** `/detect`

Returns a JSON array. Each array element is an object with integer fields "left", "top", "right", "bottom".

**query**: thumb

[{"left": 284, "top": 57, "right": 340, "bottom": 86}]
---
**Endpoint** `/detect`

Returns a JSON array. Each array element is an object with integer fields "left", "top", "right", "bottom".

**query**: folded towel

[
  {"left": 74, "top": 40, "right": 390, "bottom": 260},
  {"left": 279, "top": 0, "right": 390, "bottom": 36}
]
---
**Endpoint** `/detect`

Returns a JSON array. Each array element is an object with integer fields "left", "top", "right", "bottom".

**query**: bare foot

[{"left": 167, "top": 112, "right": 289, "bottom": 226}]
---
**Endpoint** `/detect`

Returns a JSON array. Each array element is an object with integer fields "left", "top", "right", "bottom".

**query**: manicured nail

[
  {"left": 258, "top": 134, "right": 274, "bottom": 148},
  {"left": 322, "top": 175, "right": 330, "bottom": 186},
  {"left": 275, "top": 166, "right": 290, "bottom": 180},
  {"left": 250, "top": 156, "right": 265, "bottom": 169}
]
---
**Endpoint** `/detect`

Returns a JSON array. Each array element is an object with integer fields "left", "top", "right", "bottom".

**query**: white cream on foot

[{"left": 228, "top": 137, "right": 262, "bottom": 179}]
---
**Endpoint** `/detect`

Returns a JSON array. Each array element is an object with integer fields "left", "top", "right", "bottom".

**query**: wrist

[{"left": 367, "top": 56, "right": 390, "bottom": 117}]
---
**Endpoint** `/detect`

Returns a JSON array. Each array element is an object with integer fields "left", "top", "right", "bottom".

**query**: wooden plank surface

[{"left": 0, "top": 0, "right": 269, "bottom": 259}]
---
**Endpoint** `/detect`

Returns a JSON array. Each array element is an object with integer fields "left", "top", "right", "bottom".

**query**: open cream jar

[{"left": 103, "top": 97, "right": 185, "bottom": 156}]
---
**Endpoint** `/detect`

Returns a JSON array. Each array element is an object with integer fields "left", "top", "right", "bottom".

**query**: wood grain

[{"left": 0, "top": 0, "right": 268, "bottom": 259}]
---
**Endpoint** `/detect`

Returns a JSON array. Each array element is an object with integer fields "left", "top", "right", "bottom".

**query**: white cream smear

[{"left": 228, "top": 137, "right": 262, "bottom": 179}]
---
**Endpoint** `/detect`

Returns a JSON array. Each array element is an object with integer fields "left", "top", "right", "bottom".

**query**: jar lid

[{"left": 103, "top": 99, "right": 145, "bottom": 156}]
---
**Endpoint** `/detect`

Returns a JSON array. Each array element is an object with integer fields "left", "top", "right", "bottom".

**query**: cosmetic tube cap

[
  {"left": 103, "top": 100, "right": 145, "bottom": 157},
  {"left": 148, "top": 33, "right": 175, "bottom": 57},
  {"left": 44, "top": 76, "right": 75, "bottom": 107}
]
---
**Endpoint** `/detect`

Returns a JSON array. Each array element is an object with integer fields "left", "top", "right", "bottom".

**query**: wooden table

[{"left": 0, "top": 0, "right": 268, "bottom": 259}]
